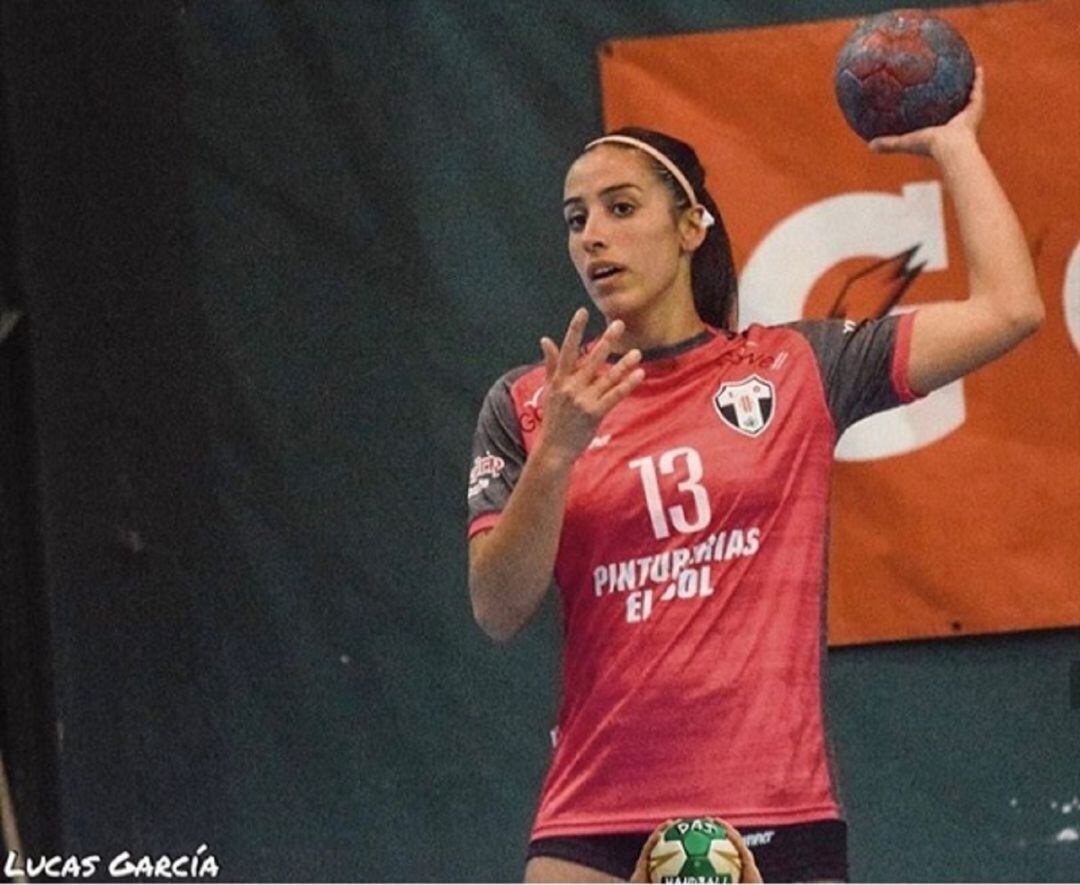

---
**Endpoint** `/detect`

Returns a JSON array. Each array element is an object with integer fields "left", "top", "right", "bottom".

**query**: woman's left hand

[{"left": 869, "top": 65, "right": 985, "bottom": 157}]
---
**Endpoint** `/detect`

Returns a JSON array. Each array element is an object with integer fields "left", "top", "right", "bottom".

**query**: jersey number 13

[{"left": 628, "top": 447, "right": 710, "bottom": 540}]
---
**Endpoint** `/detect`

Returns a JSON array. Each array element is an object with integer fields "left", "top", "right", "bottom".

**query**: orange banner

[{"left": 599, "top": 0, "right": 1080, "bottom": 644}]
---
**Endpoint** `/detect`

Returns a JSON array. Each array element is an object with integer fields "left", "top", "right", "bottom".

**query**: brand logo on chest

[
  {"left": 713, "top": 375, "right": 776, "bottom": 437},
  {"left": 719, "top": 344, "right": 789, "bottom": 370}
]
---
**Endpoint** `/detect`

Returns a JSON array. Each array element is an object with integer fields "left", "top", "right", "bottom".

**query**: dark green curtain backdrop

[{"left": 1, "top": 0, "right": 1076, "bottom": 880}]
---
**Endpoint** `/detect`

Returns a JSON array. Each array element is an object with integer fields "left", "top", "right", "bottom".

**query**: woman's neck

[{"left": 609, "top": 290, "right": 706, "bottom": 353}]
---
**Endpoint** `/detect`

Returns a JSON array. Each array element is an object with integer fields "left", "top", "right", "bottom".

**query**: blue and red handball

[{"left": 834, "top": 9, "right": 975, "bottom": 141}]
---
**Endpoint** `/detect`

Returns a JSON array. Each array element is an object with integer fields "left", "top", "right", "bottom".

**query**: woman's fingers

[
  {"left": 556, "top": 308, "right": 589, "bottom": 376},
  {"left": 869, "top": 131, "right": 928, "bottom": 154},
  {"left": 586, "top": 346, "right": 642, "bottom": 414},
  {"left": 549, "top": 311, "right": 630, "bottom": 391},
  {"left": 578, "top": 318, "right": 625, "bottom": 376},
  {"left": 595, "top": 365, "right": 645, "bottom": 413},
  {"left": 578, "top": 319, "right": 630, "bottom": 389},
  {"left": 629, "top": 819, "right": 678, "bottom": 883},
  {"left": 870, "top": 66, "right": 986, "bottom": 155},
  {"left": 544, "top": 311, "right": 641, "bottom": 420},
  {"left": 540, "top": 336, "right": 559, "bottom": 381},
  {"left": 590, "top": 346, "right": 641, "bottom": 389},
  {"left": 631, "top": 817, "right": 763, "bottom": 884},
  {"left": 971, "top": 65, "right": 984, "bottom": 102},
  {"left": 716, "top": 821, "right": 763, "bottom": 884},
  {"left": 966, "top": 65, "right": 986, "bottom": 128},
  {"left": 536, "top": 312, "right": 643, "bottom": 460}
]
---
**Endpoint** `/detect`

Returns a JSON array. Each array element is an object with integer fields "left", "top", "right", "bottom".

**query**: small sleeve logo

[{"left": 468, "top": 452, "right": 506, "bottom": 499}]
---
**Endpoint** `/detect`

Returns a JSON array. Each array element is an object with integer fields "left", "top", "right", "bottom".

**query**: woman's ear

[{"left": 679, "top": 208, "right": 709, "bottom": 253}]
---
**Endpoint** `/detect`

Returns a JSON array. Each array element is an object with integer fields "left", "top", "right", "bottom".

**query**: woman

[{"left": 466, "top": 68, "right": 1042, "bottom": 882}]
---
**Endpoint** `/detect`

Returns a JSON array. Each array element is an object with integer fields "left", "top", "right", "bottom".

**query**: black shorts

[{"left": 527, "top": 819, "right": 848, "bottom": 882}]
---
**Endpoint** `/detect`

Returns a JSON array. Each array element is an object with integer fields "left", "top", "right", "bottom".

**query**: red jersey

[{"left": 467, "top": 315, "right": 919, "bottom": 838}]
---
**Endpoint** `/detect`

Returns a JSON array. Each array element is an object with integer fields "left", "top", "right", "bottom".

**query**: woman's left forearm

[{"left": 932, "top": 130, "right": 1044, "bottom": 331}]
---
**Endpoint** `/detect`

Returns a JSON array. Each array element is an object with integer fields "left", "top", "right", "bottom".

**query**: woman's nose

[{"left": 582, "top": 215, "right": 607, "bottom": 252}]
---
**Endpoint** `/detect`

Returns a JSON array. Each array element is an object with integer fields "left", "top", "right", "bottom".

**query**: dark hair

[{"left": 593, "top": 127, "right": 738, "bottom": 331}]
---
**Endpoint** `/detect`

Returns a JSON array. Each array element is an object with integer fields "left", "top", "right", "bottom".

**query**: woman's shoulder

[
  {"left": 733, "top": 321, "right": 828, "bottom": 352},
  {"left": 480, "top": 361, "right": 546, "bottom": 407},
  {"left": 743, "top": 317, "right": 848, "bottom": 337}
]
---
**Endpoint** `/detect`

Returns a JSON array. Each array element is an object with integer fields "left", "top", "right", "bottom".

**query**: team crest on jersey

[{"left": 713, "top": 375, "right": 775, "bottom": 437}]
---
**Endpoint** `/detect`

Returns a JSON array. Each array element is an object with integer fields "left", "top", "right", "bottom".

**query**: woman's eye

[
  {"left": 612, "top": 202, "right": 635, "bottom": 217},
  {"left": 565, "top": 213, "right": 586, "bottom": 231}
]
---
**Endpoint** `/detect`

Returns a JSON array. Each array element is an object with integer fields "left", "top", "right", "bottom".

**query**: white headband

[{"left": 584, "top": 134, "right": 716, "bottom": 229}]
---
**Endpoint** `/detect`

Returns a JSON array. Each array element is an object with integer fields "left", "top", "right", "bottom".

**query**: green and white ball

[{"left": 647, "top": 817, "right": 742, "bottom": 884}]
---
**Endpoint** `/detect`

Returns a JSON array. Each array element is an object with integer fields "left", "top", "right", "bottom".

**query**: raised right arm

[{"left": 468, "top": 309, "right": 644, "bottom": 642}]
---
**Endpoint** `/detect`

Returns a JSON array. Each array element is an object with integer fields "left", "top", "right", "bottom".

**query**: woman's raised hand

[
  {"left": 536, "top": 308, "right": 645, "bottom": 465},
  {"left": 869, "top": 65, "right": 985, "bottom": 157}
]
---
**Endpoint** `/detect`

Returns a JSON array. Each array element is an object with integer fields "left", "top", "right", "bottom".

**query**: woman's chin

[{"left": 588, "top": 289, "right": 645, "bottom": 322}]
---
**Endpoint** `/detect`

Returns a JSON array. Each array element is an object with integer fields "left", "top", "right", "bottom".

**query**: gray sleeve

[
  {"left": 788, "top": 315, "right": 909, "bottom": 435},
  {"left": 467, "top": 368, "right": 528, "bottom": 525}
]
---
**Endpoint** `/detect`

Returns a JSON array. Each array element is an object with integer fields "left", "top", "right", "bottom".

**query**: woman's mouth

[{"left": 588, "top": 262, "right": 626, "bottom": 284}]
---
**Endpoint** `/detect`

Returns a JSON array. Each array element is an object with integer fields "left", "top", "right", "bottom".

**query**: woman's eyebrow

[{"left": 562, "top": 183, "right": 643, "bottom": 209}]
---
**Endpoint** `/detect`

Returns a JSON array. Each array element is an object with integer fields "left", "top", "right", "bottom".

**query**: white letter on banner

[{"left": 1064, "top": 240, "right": 1080, "bottom": 355}]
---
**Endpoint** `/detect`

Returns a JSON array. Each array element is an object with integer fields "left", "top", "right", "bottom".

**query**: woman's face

[{"left": 562, "top": 145, "right": 699, "bottom": 324}]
